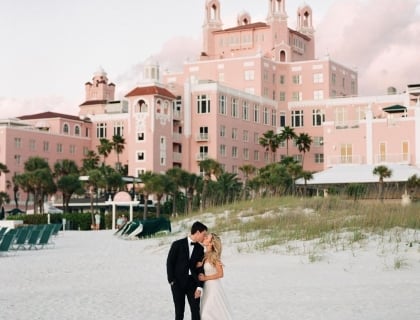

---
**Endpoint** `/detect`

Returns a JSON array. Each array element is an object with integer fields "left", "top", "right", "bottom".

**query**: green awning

[{"left": 382, "top": 104, "right": 406, "bottom": 113}]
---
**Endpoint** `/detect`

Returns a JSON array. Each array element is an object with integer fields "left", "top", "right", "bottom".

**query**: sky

[{"left": 0, "top": 0, "right": 419, "bottom": 119}]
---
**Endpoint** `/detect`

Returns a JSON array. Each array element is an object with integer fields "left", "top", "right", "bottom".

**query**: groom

[{"left": 167, "top": 221, "right": 208, "bottom": 320}]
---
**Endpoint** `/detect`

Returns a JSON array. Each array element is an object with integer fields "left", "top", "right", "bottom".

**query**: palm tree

[
  {"left": 286, "top": 162, "right": 303, "bottom": 196},
  {"left": 149, "top": 173, "right": 175, "bottom": 218},
  {"left": 0, "top": 162, "right": 10, "bottom": 179},
  {"left": 103, "top": 168, "right": 124, "bottom": 197},
  {"left": 166, "top": 167, "right": 185, "bottom": 215},
  {"left": 97, "top": 138, "right": 113, "bottom": 166},
  {"left": 0, "top": 190, "right": 9, "bottom": 220},
  {"left": 183, "top": 172, "right": 200, "bottom": 214},
  {"left": 199, "top": 158, "right": 222, "bottom": 211},
  {"left": 13, "top": 174, "right": 31, "bottom": 211},
  {"left": 54, "top": 160, "right": 81, "bottom": 211},
  {"left": 139, "top": 171, "right": 155, "bottom": 220},
  {"left": 0, "top": 192, "right": 10, "bottom": 209},
  {"left": 247, "top": 177, "right": 262, "bottom": 200},
  {"left": 12, "top": 173, "right": 20, "bottom": 208},
  {"left": 295, "top": 132, "right": 312, "bottom": 167},
  {"left": 112, "top": 135, "right": 125, "bottom": 171},
  {"left": 279, "top": 126, "right": 297, "bottom": 156},
  {"left": 54, "top": 159, "right": 79, "bottom": 177},
  {"left": 406, "top": 174, "right": 420, "bottom": 199},
  {"left": 373, "top": 165, "right": 392, "bottom": 202},
  {"left": 239, "top": 164, "right": 256, "bottom": 200},
  {"left": 23, "top": 157, "right": 56, "bottom": 214},
  {"left": 214, "top": 172, "right": 241, "bottom": 205},
  {"left": 82, "top": 150, "right": 100, "bottom": 173},
  {"left": 57, "top": 175, "right": 83, "bottom": 212},
  {"left": 259, "top": 130, "right": 281, "bottom": 162},
  {"left": 0, "top": 163, "right": 11, "bottom": 211},
  {"left": 301, "top": 170, "right": 314, "bottom": 196},
  {"left": 85, "top": 169, "right": 106, "bottom": 225},
  {"left": 257, "top": 163, "right": 290, "bottom": 196}
]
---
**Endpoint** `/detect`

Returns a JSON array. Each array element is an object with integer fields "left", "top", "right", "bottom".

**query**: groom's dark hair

[{"left": 191, "top": 221, "right": 207, "bottom": 234}]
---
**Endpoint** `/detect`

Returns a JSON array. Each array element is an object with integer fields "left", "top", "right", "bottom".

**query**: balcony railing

[
  {"left": 172, "top": 133, "right": 182, "bottom": 143},
  {"left": 327, "top": 154, "right": 363, "bottom": 165},
  {"left": 173, "top": 152, "right": 182, "bottom": 162},
  {"left": 196, "top": 133, "right": 209, "bottom": 141},
  {"left": 173, "top": 110, "right": 181, "bottom": 120},
  {"left": 328, "top": 153, "right": 412, "bottom": 166},
  {"left": 334, "top": 120, "right": 360, "bottom": 129},
  {"left": 196, "top": 153, "right": 209, "bottom": 161},
  {"left": 374, "top": 153, "right": 411, "bottom": 164}
]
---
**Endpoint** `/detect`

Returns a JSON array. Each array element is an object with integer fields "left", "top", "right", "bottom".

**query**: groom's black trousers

[{"left": 171, "top": 275, "right": 201, "bottom": 320}]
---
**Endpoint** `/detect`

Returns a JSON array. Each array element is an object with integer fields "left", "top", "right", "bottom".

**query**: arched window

[
  {"left": 63, "top": 123, "right": 69, "bottom": 134},
  {"left": 279, "top": 50, "right": 286, "bottom": 62},
  {"left": 74, "top": 125, "right": 81, "bottom": 136},
  {"left": 137, "top": 99, "right": 147, "bottom": 113},
  {"left": 156, "top": 100, "right": 162, "bottom": 113},
  {"left": 163, "top": 101, "right": 169, "bottom": 114}
]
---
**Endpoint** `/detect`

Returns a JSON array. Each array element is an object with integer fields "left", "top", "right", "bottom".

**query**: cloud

[
  {"left": 113, "top": 36, "right": 201, "bottom": 99},
  {"left": 0, "top": 37, "right": 201, "bottom": 117},
  {"left": 0, "top": 96, "right": 79, "bottom": 119},
  {"left": 316, "top": 0, "right": 420, "bottom": 95},
  {"left": 3, "top": 0, "right": 419, "bottom": 119}
]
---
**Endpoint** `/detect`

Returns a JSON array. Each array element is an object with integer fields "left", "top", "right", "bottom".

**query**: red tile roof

[
  {"left": 289, "top": 29, "right": 311, "bottom": 41},
  {"left": 79, "top": 99, "right": 108, "bottom": 106},
  {"left": 125, "top": 86, "right": 176, "bottom": 99},
  {"left": 18, "top": 111, "right": 82, "bottom": 121},
  {"left": 216, "top": 22, "right": 269, "bottom": 33},
  {"left": 215, "top": 22, "right": 311, "bottom": 41}
]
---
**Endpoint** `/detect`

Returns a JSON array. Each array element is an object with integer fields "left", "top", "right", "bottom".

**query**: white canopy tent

[
  {"left": 105, "top": 191, "right": 139, "bottom": 230},
  {"left": 296, "top": 164, "right": 420, "bottom": 185}
]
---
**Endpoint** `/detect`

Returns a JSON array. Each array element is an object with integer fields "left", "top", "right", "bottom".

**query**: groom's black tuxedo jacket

[{"left": 167, "top": 237, "right": 205, "bottom": 289}]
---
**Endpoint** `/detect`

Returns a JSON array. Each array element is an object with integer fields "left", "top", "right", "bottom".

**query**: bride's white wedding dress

[{"left": 200, "top": 262, "right": 233, "bottom": 320}]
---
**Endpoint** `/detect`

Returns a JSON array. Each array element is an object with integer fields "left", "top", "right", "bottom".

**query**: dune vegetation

[{"left": 170, "top": 196, "right": 420, "bottom": 262}]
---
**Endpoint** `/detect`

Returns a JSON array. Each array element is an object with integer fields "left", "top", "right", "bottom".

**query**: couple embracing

[{"left": 166, "top": 221, "right": 232, "bottom": 320}]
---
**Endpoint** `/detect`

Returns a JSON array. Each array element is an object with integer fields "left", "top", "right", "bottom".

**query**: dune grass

[
  {"left": 171, "top": 196, "right": 420, "bottom": 258},
  {"left": 209, "top": 196, "right": 419, "bottom": 235}
]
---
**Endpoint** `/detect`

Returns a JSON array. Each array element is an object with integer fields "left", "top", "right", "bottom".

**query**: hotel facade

[{"left": 1, "top": 0, "right": 419, "bottom": 207}]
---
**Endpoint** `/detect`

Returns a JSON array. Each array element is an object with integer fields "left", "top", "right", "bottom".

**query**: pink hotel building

[{"left": 1, "top": 0, "right": 420, "bottom": 206}]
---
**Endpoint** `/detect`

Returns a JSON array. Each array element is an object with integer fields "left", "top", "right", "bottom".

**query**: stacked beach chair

[{"left": 0, "top": 223, "right": 62, "bottom": 256}]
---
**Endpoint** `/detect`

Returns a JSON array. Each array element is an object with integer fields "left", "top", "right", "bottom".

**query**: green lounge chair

[
  {"left": 36, "top": 224, "right": 56, "bottom": 249},
  {"left": 0, "top": 227, "right": 8, "bottom": 239},
  {"left": 0, "top": 229, "right": 17, "bottom": 256},
  {"left": 25, "top": 228, "right": 42, "bottom": 250},
  {"left": 12, "top": 226, "right": 31, "bottom": 250},
  {"left": 52, "top": 223, "right": 62, "bottom": 237}
]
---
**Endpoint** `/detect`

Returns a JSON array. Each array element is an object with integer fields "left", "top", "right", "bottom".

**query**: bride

[{"left": 198, "top": 233, "right": 233, "bottom": 320}]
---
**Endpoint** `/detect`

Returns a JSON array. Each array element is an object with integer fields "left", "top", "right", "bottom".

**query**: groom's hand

[{"left": 194, "top": 288, "right": 202, "bottom": 299}]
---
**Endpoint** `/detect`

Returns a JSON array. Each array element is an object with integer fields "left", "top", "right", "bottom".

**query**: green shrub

[{"left": 7, "top": 212, "right": 92, "bottom": 230}]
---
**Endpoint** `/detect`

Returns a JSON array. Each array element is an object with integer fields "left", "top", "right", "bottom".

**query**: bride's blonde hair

[{"left": 205, "top": 233, "right": 222, "bottom": 266}]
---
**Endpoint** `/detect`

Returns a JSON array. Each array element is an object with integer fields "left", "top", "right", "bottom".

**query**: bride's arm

[{"left": 200, "top": 261, "right": 224, "bottom": 281}]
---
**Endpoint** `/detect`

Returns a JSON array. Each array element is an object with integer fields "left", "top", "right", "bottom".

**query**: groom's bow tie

[{"left": 190, "top": 241, "right": 197, "bottom": 246}]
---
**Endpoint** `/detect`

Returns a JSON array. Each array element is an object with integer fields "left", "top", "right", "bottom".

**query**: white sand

[{"left": 1, "top": 219, "right": 419, "bottom": 320}]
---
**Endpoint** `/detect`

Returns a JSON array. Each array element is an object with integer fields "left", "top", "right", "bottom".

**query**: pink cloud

[
  {"left": 114, "top": 36, "right": 201, "bottom": 99},
  {"left": 316, "top": 0, "right": 420, "bottom": 95},
  {"left": 0, "top": 96, "right": 79, "bottom": 119},
  {"left": 3, "top": 1, "right": 419, "bottom": 119}
]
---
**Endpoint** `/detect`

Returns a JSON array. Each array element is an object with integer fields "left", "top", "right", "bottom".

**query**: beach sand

[{"left": 1, "top": 219, "right": 419, "bottom": 320}]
